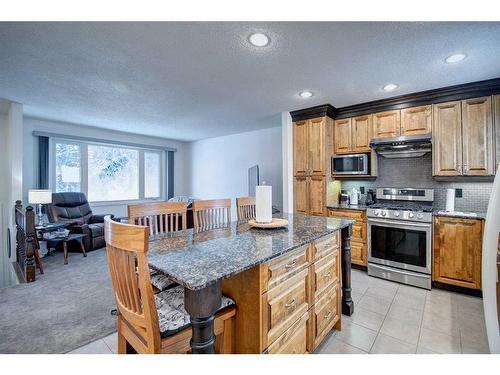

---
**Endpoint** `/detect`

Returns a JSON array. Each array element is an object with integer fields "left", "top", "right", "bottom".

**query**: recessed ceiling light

[
  {"left": 382, "top": 83, "right": 398, "bottom": 92},
  {"left": 248, "top": 33, "right": 270, "bottom": 47},
  {"left": 299, "top": 90, "right": 314, "bottom": 98},
  {"left": 445, "top": 53, "right": 466, "bottom": 64}
]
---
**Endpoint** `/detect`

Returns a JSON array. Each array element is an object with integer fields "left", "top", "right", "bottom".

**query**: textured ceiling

[{"left": 0, "top": 22, "right": 499, "bottom": 141}]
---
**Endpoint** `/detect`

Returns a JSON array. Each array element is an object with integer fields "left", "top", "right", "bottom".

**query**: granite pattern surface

[
  {"left": 327, "top": 204, "right": 369, "bottom": 211},
  {"left": 433, "top": 210, "right": 486, "bottom": 220},
  {"left": 147, "top": 213, "right": 352, "bottom": 290}
]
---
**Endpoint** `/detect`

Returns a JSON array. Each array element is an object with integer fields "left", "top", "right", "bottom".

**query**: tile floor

[{"left": 68, "top": 269, "right": 490, "bottom": 354}]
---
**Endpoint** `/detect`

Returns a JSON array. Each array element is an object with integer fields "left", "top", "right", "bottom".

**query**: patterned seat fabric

[
  {"left": 150, "top": 268, "right": 177, "bottom": 291},
  {"left": 154, "top": 286, "right": 235, "bottom": 338}
]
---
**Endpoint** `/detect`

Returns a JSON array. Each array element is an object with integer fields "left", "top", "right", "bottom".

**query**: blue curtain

[
  {"left": 167, "top": 150, "right": 174, "bottom": 199},
  {"left": 38, "top": 136, "right": 49, "bottom": 189}
]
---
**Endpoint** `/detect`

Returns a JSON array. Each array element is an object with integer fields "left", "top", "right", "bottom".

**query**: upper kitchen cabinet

[
  {"left": 433, "top": 98, "right": 494, "bottom": 177},
  {"left": 433, "top": 101, "right": 463, "bottom": 176},
  {"left": 372, "top": 110, "right": 401, "bottom": 139},
  {"left": 462, "top": 96, "right": 494, "bottom": 176},
  {"left": 401, "top": 105, "right": 432, "bottom": 136},
  {"left": 334, "top": 115, "right": 371, "bottom": 154},
  {"left": 494, "top": 95, "right": 500, "bottom": 172},
  {"left": 293, "top": 117, "right": 330, "bottom": 176}
]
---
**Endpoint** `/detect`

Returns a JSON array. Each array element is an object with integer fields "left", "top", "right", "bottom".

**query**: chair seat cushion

[
  {"left": 154, "top": 286, "right": 234, "bottom": 338},
  {"left": 150, "top": 268, "right": 177, "bottom": 291},
  {"left": 88, "top": 223, "right": 104, "bottom": 237}
]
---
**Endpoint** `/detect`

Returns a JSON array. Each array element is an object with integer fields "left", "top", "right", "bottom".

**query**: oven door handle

[{"left": 368, "top": 218, "right": 431, "bottom": 229}]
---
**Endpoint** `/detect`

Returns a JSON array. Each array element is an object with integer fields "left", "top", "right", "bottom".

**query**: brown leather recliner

[{"left": 46, "top": 192, "right": 114, "bottom": 251}]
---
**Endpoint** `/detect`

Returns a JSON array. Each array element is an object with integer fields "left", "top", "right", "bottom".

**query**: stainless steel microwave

[{"left": 331, "top": 154, "right": 369, "bottom": 175}]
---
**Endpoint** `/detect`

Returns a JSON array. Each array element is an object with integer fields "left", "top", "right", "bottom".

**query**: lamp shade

[{"left": 28, "top": 189, "right": 52, "bottom": 204}]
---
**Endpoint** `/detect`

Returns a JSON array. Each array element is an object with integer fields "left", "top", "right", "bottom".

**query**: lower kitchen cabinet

[
  {"left": 327, "top": 208, "right": 367, "bottom": 266},
  {"left": 433, "top": 216, "right": 483, "bottom": 290},
  {"left": 221, "top": 231, "right": 341, "bottom": 353}
]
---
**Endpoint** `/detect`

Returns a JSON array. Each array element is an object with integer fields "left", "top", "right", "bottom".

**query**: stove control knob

[
  {"left": 417, "top": 213, "right": 423, "bottom": 219},
  {"left": 393, "top": 212, "right": 400, "bottom": 217},
  {"left": 381, "top": 211, "right": 387, "bottom": 217},
  {"left": 374, "top": 210, "right": 380, "bottom": 216},
  {"left": 408, "top": 212, "right": 414, "bottom": 218}
]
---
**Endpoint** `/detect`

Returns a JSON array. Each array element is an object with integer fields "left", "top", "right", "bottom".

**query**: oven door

[{"left": 368, "top": 218, "right": 431, "bottom": 274}]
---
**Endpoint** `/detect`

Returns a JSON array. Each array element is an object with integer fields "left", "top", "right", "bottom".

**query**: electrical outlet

[{"left": 455, "top": 189, "right": 462, "bottom": 198}]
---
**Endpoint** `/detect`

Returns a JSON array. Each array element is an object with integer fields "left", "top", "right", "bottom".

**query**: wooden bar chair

[
  {"left": 128, "top": 201, "right": 188, "bottom": 292},
  {"left": 236, "top": 197, "right": 256, "bottom": 223},
  {"left": 192, "top": 199, "right": 231, "bottom": 232},
  {"left": 104, "top": 216, "right": 236, "bottom": 354}
]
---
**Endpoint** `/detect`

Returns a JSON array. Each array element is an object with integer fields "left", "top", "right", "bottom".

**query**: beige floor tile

[
  {"left": 424, "top": 299, "right": 459, "bottom": 320},
  {"left": 379, "top": 316, "right": 420, "bottom": 345},
  {"left": 349, "top": 306, "right": 386, "bottom": 332},
  {"left": 351, "top": 291, "right": 364, "bottom": 305},
  {"left": 68, "top": 339, "right": 113, "bottom": 354},
  {"left": 370, "top": 277, "right": 400, "bottom": 292},
  {"left": 461, "top": 335, "right": 490, "bottom": 354},
  {"left": 421, "top": 312, "right": 460, "bottom": 337},
  {"left": 317, "top": 337, "right": 368, "bottom": 354},
  {"left": 416, "top": 346, "right": 439, "bottom": 354},
  {"left": 352, "top": 280, "right": 369, "bottom": 295},
  {"left": 357, "top": 294, "right": 392, "bottom": 315},
  {"left": 364, "top": 285, "right": 397, "bottom": 301},
  {"left": 459, "top": 312, "right": 487, "bottom": 342},
  {"left": 335, "top": 320, "right": 378, "bottom": 352},
  {"left": 418, "top": 327, "right": 461, "bottom": 354},
  {"left": 397, "top": 284, "right": 428, "bottom": 299},
  {"left": 392, "top": 293, "right": 426, "bottom": 311},
  {"left": 102, "top": 332, "right": 118, "bottom": 354},
  {"left": 456, "top": 295, "right": 484, "bottom": 317},
  {"left": 387, "top": 305, "right": 423, "bottom": 327},
  {"left": 370, "top": 333, "right": 417, "bottom": 354}
]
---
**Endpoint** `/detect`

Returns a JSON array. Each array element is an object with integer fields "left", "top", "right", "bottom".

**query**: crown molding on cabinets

[{"left": 290, "top": 78, "right": 500, "bottom": 121}]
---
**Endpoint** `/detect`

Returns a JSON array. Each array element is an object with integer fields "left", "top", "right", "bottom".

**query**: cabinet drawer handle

[
  {"left": 324, "top": 311, "right": 332, "bottom": 320},
  {"left": 323, "top": 271, "right": 332, "bottom": 279},
  {"left": 285, "top": 299, "right": 296, "bottom": 309},
  {"left": 285, "top": 259, "right": 297, "bottom": 270}
]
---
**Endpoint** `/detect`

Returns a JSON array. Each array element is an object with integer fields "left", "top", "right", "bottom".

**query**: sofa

[{"left": 47, "top": 192, "right": 113, "bottom": 251}]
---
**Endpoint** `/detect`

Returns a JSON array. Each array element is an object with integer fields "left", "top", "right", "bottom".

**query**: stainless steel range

[{"left": 367, "top": 187, "right": 434, "bottom": 290}]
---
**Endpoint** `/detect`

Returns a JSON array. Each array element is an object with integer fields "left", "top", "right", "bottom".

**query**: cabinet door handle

[
  {"left": 285, "top": 259, "right": 297, "bottom": 270},
  {"left": 285, "top": 299, "right": 296, "bottom": 309},
  {"left": 323, "top": 271, "right": 332, "bottom": 279},
  {"left": 324, "top": 311, "right": 332, "bottom": 320}
]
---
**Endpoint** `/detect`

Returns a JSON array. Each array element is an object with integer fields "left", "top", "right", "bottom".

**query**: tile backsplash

[{"left": 340, "top": 154, "right": 493, "bottom": 212}]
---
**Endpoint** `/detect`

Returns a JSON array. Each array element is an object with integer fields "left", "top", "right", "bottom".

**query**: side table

[{"left": 46, "top": 233, "right": 88, "bottom": 265}]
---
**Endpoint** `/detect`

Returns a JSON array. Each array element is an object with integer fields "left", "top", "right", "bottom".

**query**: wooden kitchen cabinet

[
  {"left": 334, "top": 118, "right": 352, "bottom": 154},
  {"left": 433, "top": 216, "right": 483, "bottom": 290},
  {"left": 293, "top": 116, "right": 333, "bottom": 216},
  {"left": 401, "top": 105, "right": 432, "bottom": 136},
  {"left": 433, "top": 98, "right": 494, "bottom": 176},
  {"left": 372, "top": 110, "right": 401, "bottom": 139},
  {"left": 462, "top": 97, "right": 494, "bottom": 176}
]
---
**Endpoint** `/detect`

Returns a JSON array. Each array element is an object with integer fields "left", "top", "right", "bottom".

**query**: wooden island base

[{"left": 222, "top": 230, "right": 342, "bottom": 354}]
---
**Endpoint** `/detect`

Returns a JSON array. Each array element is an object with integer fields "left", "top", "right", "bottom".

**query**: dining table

[{"left": 147, "top": 213, "right": 354, "bottom": 354}]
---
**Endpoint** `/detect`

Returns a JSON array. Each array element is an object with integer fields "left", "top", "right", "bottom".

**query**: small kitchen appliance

[{"left": 331, "top": 154, "right": 369, "bottom": 175}]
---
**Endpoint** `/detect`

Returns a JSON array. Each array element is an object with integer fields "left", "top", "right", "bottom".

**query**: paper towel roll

[
  {"left": 446, "top": 188, "right": 455, "bottom": 212},
  {"left": 256, "top": 185, "right": 272, "bottom": 223}
]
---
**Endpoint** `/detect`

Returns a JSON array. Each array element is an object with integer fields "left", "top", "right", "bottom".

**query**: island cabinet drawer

[
  {"left": 263, "top": 245, "right": 310, "bottom": 292},
  {"left": 312, "top": 252, "right": 339, "bottom": 301},
  {"left": 352, "top": 223, "right": 365, "bottom": 241},
  {"left": 267, "top": 312, "right": 309, "bottom": 354},
  {"left": 309, "top": 282, "right": 340, "bottom": 351},
  {"left": 351, "top": 241, "right": 366, "bottom": 266},
  {"left": 262, "top": 268, "right": 310, "bottom": 349},
  {"left": 311, "top": 231, "right": 339, "bottom": 261}
]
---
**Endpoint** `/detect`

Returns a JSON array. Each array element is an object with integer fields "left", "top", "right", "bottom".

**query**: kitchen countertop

[
  {"left": 147, "top": 213, "right": 353, "bottom": 290},
  {"left": 327, "top": 203, "right": 486, "bottom": 219}
]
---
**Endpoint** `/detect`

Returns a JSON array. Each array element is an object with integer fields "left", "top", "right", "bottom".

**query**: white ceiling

[{"left": 0, "top": 22, "right": 499, "bottom": 141}]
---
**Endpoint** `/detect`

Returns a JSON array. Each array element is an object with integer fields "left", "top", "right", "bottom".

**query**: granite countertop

[
  {"left": 327, "top": 203, "right": 369, "bottom": 211},
  {"left": 432, "top": 210, "right": 487, "bottom": 220},
  {"left": 147, "top": 213, "right": 353, "bottom": 290}
]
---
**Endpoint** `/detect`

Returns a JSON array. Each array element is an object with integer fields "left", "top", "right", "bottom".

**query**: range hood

[{"left": 370, "top": 134, "right": 432, "bottom": 158}]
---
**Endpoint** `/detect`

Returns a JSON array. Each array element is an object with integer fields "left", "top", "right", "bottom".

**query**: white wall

[
  {"left": 23, "top": 117, "right": 190, "bottom": 217},
  {"left": 187, "top": 123, "right": 283, "bottom": 219}
]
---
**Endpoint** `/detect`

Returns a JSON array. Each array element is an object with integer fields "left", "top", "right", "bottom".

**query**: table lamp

[{"left": 28, "top": 189, "right": 52, "bottom": 226}]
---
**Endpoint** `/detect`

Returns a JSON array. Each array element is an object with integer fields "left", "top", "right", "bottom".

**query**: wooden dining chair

[
  {"left": 128, "top": 201, "right": 188, "bottom": 292},
  {"left": 104, "top": 216, "right": 236, "bottom": 354},
  {"left": 192, "top": 199, "right": 231, "bottom": 232},
  {"left": 236, "top": 197, "right": 256, "bottom": 222}
]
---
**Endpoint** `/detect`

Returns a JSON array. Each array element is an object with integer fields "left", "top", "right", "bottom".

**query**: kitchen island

[{"left": 148, "top": 213, "right": 353, "bottom": 353}]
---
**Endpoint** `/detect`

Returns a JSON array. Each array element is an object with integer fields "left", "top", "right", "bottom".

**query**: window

[
  {"left": 55, "top": 142, "right": 81, "bottom": 193},
  {"left": 52, "top": 140, "right": 164, "bottom": 203}
]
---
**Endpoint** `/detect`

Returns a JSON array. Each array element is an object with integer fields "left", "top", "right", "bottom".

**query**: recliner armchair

[{"left": 46, "top": 192, "right": 114, "bottom": 251}]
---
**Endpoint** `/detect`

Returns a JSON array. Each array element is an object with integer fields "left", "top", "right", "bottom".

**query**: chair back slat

[
  {"left": 236, "top": 197, "right": 256, "bottom": 222},
  {"left": 192, "top": 199, "right": 231, "bottom": 232},
  {"left": 104, "top": 217, "right": 161, "bottom": 351},
  {"left": 128, "top": 202, "right": 188, "bottom": 238}
]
